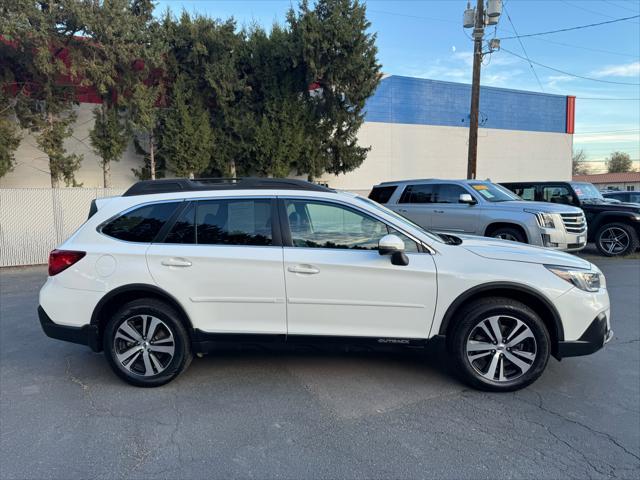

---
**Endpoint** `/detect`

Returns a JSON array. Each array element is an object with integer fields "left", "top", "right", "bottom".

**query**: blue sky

[{"left": 156, "top": 0, "right": 640, "bottom": 164}]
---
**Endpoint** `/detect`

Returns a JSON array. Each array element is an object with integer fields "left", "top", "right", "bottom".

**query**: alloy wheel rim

[
  {"left": 113, "top": 315, "right": 175, "bottom": 377},
  {"left": 466, "top": 315, "right": 537, "bottom": 382},
  {"left": 599, "top": 227, "right": 630, "bottom": 255}
]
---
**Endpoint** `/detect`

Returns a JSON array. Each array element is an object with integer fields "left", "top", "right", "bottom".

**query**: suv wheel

[
  {"left": 489, "top": 227, "right": 526, "bottom": 243},
  {"left": 449, "top": 297, "right": 550, "bottom": 392},
  {"left": 104, "top": 298, "right": 192, "bottom": 387},
  {"left": 595, "top": 222, "right": 639, "bottom": 257}
]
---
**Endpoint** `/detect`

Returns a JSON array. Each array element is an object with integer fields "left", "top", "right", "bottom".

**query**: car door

[
  {"left": 281, "top": 198, "right": 437, "bottom": 339},
  {"left": 146, "top": 197, "right": 287, "bottom": 335},
  {"left": 389, "top": 184, "right": 435, "bottom": 229},
  {"left": 430, "top": 183, "right": 480, "bottom": 234}
]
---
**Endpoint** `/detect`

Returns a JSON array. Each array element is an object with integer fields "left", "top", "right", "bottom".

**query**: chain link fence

[{"left": 0, "top": 188, "right": 123, "bottom": 267}]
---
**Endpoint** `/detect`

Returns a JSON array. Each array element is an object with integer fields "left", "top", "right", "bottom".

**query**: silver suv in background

[{"left": 369, "top": 179, "right": 587, "bottom": 252}]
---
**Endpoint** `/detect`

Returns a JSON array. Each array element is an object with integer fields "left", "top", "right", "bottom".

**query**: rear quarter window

[
  {"left": 101, "top": 202, "right": 180, "bottom": 243},
  {"left": 369, "top": 186, "right": 397, "bottom": 204}
]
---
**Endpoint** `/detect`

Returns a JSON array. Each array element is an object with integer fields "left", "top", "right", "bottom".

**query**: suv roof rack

[{"left": 122, "top": 178, "right": 334, "bottom": 197}]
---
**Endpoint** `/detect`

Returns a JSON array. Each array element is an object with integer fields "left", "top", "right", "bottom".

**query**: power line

[
  {"left": 500, "top": 14, "right": 640, "bottom": 40},
  {"left": 502, "top": 3, "right": 544, "bottom": 92},
  {"left": 501, "top": 47, "right": 640, "bottom": 85},
  {"left": 505, "top": 35, "right": 639, "bottom": 59},
  {"left": 559, "top": 0, "right": 617, "bottom": 19},
  {"left": 602, "top": 0, "right": 640, "bottom": 15}
]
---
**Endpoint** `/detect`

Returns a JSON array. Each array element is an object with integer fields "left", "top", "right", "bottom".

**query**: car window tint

[
  {"left": 630, "top": 193, "right": 640, "bottom": 203},
  {"left": 513, "top": 186, "right": 535, "bottom": 201},
  {"left": 399, "top": 184, "right": 436, "bottom": 204},
  {"left": 286, "top": 200, "right": 388, "bottom": 250},
  {"left": 196, "top": 199, "right": 272, "bottom": 246},
  {"left": 165, "top": 203, "right": 196, "bottom": 244},
  {"left": 435, "top": 184, "right": 468, "bottom": 204},
  {"left": 102, "top": 202, "right": 179, "bottom": 243},
  {"left": 369, "top": 186, "right": 397, "bottom": 204},
  {"left": 543, "top": 186, "right": 573, "bottom": 204}
]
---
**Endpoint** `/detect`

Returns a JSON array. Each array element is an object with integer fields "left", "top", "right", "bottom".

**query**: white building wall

[
  {"left": 1, "top": 107, "right": 572, "bottom": 192},
  {"left": 319, "top": 122, "right": 573, "bottom": 193}
]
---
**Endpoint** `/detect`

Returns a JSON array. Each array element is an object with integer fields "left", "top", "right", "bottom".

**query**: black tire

[
  {"left": 595, "top": 222, "right": 639, "bottom": 257},
  {"left": 449, "top": 297, "right": 550, "bottom": 392},
  {"left": 103, "top": 298, "right": 192, "bottom": 387},
  {"left": 488, "top": 226, "right": 527, "bottom": 244}
]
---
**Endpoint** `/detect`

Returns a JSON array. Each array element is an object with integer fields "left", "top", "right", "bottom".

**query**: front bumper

[
  {"left": 38, "top": 306, "right": 100, "bottom": 352},
  {"left": 540, "top": 231, "right": 587, "bottom": 252},
  {"left": 558, "top": 312, "right": 612, "bottom": 358}
]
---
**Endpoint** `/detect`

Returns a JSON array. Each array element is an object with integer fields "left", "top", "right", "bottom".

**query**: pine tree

[
  {"left": 288, "top": 0, "right": 381, "bottom": 180},
  {"left": 89, "top": 104, "right": 129, "bottom": 188},
  {"left": 160, "top": 75, "right": 214, "bottom": 178},
  {"left": 2, "top": 0, "right": 86, "bottom": 187}
]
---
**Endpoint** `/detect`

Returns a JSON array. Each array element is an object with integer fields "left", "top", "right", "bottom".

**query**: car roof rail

[{"left": 122, "top": 177, "right": 334, "bottom": 197}]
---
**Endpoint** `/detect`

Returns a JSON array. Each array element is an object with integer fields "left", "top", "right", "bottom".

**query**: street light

[{"left": 463, "top": 0, "right": 502, "bottom": 179}]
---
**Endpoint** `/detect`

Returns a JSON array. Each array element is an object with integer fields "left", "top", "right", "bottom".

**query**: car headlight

[
  {"left": 545, "top": 265, "right": 604, "bottom": 292},
  {"left": 525, "top": 210, "right": 556, "bottom": 229}
]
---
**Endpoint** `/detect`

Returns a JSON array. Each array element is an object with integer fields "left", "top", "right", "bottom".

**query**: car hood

[
  {"left": 487, "top": 200, "right": 582, "bottom": 213},
  {"left": 459, "top": 236, "right": 591, "bottom": 269}
]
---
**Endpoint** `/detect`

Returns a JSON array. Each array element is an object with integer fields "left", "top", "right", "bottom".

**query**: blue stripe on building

[{"left": 364, "top": 75, "right": 568, "bottom": 134}]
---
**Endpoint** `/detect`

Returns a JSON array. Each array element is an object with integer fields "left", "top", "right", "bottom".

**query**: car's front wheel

[
  {"left": 595, "top": 222, "right": 639, "bottom": 257},
  {"left": 449, "top": 297, "right": 550, "bottom": 392},
  {"left": 104, "top": 298, "right": 192, "bottom": 387}
]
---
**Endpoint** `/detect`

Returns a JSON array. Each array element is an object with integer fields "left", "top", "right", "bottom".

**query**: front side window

[
  {"left": 102, "top": 202, "right": 179, "bottom": 242},
  {"left": 510, "top": 186, "right": 535, "bottom": 201},
  {"left": 164, "top": 199, "right": 273, "bottom": 246},
  {"left": 285, "top": 200, "right": 418, "bottom": 252},
  {"left": 434, "top": 184, "right": 470, "bottom": 204}
]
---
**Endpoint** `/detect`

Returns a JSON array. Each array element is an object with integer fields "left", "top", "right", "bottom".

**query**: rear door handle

[
  {"left": 397, "top": 208, "right": 408, "bottom": 213},
  {"left": 288, "top": 264, "right": 320, "bottom": 275},
  {"left": 434, "top": 210, "right": 444, "bottom": 214},
  {"left": 161, "top": 257, "right": 192, "bottom": 267}
]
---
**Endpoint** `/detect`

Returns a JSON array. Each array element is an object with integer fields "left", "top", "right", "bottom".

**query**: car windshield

[
  {"left": 570, "top": 182, "right": 604, "bottom": 201},
  {"left": 467, "top": 182, "right": 521, "bottom": 202},
  {"left": 354, "top": 195, "right": 444, "bottom": 244}
]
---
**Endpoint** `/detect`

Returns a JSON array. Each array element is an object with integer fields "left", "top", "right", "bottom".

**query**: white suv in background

[{"left": 39, "top": 178, "right": 612, "bottom": 391}]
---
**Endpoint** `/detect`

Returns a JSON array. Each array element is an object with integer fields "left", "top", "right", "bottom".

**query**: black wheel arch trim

[
  {"left": 591, "top": 212, "right": 640, "bottom": 234},
  {"left": 437, "top": 281, "right": 565, "bottom": 348},
  {"left": 90, "top": 283, "right": 194, "bottom": 350}
]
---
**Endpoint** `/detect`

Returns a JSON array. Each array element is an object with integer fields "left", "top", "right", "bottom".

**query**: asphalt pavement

[{"left": 1, "top": 257, "right": 638, "bottom": 479}]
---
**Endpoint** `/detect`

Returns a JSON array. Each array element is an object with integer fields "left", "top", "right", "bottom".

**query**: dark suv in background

[
  {"left": 603, "top": 191, "right": 640, "bottom": 204},
  {"left": 501, "top": 181, "right": 640, "bottom": 257}
]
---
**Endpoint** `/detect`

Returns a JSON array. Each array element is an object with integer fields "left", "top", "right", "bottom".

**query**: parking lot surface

[{"left": 1, "top": 257, "right": 639, "bottom": 479}]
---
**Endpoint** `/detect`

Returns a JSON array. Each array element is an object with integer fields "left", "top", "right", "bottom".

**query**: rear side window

[
  {"left": 101, "top": 202, "right": 179, "bottom": 243},
  {"left": 197, "top": 199, "right": 272, "bottom": 246},
  {"left": 164, "top": 199, "right": 273, "bottom": 246},
  {"left": 369, "top": 186, "right": 397, "bottom": 204},
  {"left": 399, "top": 184, "right": 436, "bottom": 204}
]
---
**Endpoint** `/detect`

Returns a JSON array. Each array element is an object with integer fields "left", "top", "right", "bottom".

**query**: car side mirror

[
  {"left": 378, "top": 234, "right": 409, "bottom": 266},
  {"left": 459, "top": 193, "right": 476, "bottom": 204}
]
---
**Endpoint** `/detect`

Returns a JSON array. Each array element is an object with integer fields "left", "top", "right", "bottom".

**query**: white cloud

[{"left": 591, "top": 62, "right": 640, "bottom": 78}]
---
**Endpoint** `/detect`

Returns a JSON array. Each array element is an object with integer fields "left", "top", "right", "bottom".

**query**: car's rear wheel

[
  {"left": 595, "top": 222, "right": 639, "bottom": 257},
  {"left": 489, "top": 227, "right": 527, "bottom": 243},
  {"left": 449, "top": 297, "right": 550, "bottom": 392},
  {"left": 104, "top": 298, "right": 192, "bottom": 387}
]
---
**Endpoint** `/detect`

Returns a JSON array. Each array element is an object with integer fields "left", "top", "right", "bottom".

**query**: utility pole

[{"left": 463, "top": 0, "right": 502, "bottom": 179}]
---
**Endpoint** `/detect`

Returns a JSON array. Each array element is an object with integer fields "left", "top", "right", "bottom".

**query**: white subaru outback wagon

[{"left": 39, "top": 178, "right": 612, "bottom": 391}]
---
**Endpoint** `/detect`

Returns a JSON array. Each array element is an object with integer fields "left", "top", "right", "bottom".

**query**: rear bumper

[
  {"left": 38, "top": 306, "right": 100, "bottom": 352},
  {"left": 558, "top": 312, "right": 612, "bottom": 358}
]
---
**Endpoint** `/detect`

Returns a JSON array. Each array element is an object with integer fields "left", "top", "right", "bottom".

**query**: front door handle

[
  {"left": 288, "top": 264, "right": 320, "bottom": 275},
  {"left": 161, "top": 257, "right": 192, "bottom": 267},
  {"left": 397, "top": 208, "right": 408, "bottom": 213},
  {"left": 434, "top": 210, "right": 445, "bottom": 214}
]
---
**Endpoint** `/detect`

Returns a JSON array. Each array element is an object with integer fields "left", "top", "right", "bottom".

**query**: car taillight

[{"left": 48, "top": 250, "right": 86, "bottom": 276}]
